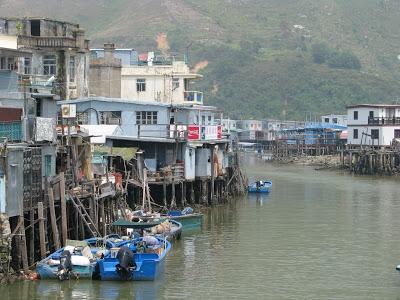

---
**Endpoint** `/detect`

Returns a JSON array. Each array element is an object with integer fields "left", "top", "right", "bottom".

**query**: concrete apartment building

[
  {"left": 347, "top": 104, "right": 400, "bottom": 146},
  {"left": 0, "top": 17, "right": 90, "bottom": 100},
  {"left": 90, "top": 45, "right": 203, "bottom": 105}
]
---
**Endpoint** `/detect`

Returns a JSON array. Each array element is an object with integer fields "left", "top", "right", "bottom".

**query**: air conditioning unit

[{"left": 61, "top": 104, "right": 76, "bottom": 118}]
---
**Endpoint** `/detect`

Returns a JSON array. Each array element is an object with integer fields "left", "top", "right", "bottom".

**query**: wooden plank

[
  {"left": 59, "top": 173, "right": 67, "bottom": 246},
  {"left": 48, "top": 186, "right": 60, "bottom": 250},
  {"left": 37, "top": 202, "right": 46, "bottom": 259}
]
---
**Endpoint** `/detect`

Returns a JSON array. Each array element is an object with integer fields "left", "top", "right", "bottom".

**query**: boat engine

[
  {"left": 116, "top": 246, "right": 136, "bottom": 280},
  {"left": 57, "top": 250, "right": 73, "bottom": 281}
]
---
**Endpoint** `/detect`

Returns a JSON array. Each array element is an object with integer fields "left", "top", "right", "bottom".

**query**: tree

[{"left": 311, "top": 43, "right": 330, "bottom": 64}]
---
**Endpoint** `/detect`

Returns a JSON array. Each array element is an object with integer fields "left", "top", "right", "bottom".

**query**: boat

[
  {"left": 166, "top": 208, "right": 203, "bottom": 230},
  {"left": 36, "top": 239, "right": 104, "bottom": 280},
  {"left": 112, "top": 218, "right": 182, "bottom": 242},
  {"left": 95, "top": 235, "right": 171, "bottom": 281},
  {"left": 248, "top": 180, "right": 272, "bottom": 193}
]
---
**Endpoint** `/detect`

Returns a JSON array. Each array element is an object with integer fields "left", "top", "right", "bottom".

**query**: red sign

[
  {"left": 188, "top": 125, "right": 200, "bottom": 140},
  {"left": 217, "top": 125, "right": 222, "bottom": 139}
]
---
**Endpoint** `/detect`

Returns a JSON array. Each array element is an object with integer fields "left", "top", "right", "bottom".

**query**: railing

[
  {"left": 136, "top": 124, "right": 223, "bottom": 141},
  {"left": 18, "top": 35, "right": 77, "bottom": 48},
  {"left": 184, "top": 91, "right": 203, "bottom": 104},
  {"left": 19, "top": 74, "right": 55, "bottom": 89},
  {"left": 368, "top": 117, "right": 400, "bottom": 126}
]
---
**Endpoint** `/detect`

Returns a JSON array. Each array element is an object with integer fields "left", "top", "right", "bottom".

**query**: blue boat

[
  {"left": 36, "top": 243, "right": 95, "bottom": 280},
  {"left": 95, "top": 236, "right": 171, "bottom": 281},
  {"left": 248, "top": 180, "right": 272, "bottom": 193},
  {"left": 36, "top": 237, "right": 121, "bottom": 280}
]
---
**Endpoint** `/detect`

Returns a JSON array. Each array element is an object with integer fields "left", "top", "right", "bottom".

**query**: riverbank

[{"left": 273, "top": 154, "right": 342, "bottom": 169}]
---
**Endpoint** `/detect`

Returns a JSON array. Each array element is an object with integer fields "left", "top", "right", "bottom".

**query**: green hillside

[{"left": 1, "top": 0, "right": 400, "bottom": 119}]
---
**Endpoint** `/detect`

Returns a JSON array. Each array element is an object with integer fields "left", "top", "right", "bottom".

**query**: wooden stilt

[
  {"left": 48, "top": 186, "right": 60, "bottom": 250},
  {"left": 37, "top": 202, "right": 46, "bottom": 259},
  {"left": 29, "top": 208, "right": 35, "bottom": 265},
  {"left": 59, "top": 173, "right": 67, "bottom": 246},
  {"left": 163, "top": 180, "right": 167, "bottom": 208},
  {"left": 19, "top": 215, "right": 28, "bottom": 272}
]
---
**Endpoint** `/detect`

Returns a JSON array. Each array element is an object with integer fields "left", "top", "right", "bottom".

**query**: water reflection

[{"left": 3, "top": 155, "right": 400, "bottom": 299}]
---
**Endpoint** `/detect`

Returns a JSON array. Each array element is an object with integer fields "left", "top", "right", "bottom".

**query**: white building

[
  {"left": 347, "top": 104, "right": 400, "bottom": 146},
  {"left": 221, "top": 119, "right": 237, "bottom": 134},
  {"left": 90, "top": 48, "right": 203, "bottom": 105},
  {"left": 321, "top": 114, "right": 347, "bottom": 126}
]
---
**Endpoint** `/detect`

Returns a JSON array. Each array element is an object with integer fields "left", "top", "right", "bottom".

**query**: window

[
  {"left": 136, "top": 111, "right": 157, "bottom": 125},
  {"left": 44, "top": 155, "right": 52, "bottom": 177},
  {"left": 100, "top": 111, "right": 121, "bottom": 125},
  {"left": 369, "top": 111, "right": 374, "bottom": 119},
  {"left": 333, "top": 118, "right": 338, "bottom": 124},
  {"left": 395, "top": 129, "right": 400, "bottom": 139},
  {"left": 172, "top": 78, "right": 179, "bottom": 90},
  {"left": 30, "top": 20, "right": 41, "bottom": 36},
  {"left": 371, "top": 129, "right": 379, "bottom": 140},
  {"left": 0, "top": 57, "right": 6, "bottom": 69},
  {"left": 24, "top": 57, "right": 31, "bottom": 74},
  {"left": 324, "top": 118, "right": 329, "bottom": 123},
  {"left": 7, "top": 57, "right": 15, "bottom": 70},
  {"left": 43, "top": 55, "right": 56, "bottom": 75},
  {"left": 136, "top": 78, "right": 146, "bottom": 92},
  {"left": 76, "top": 112, "right": 88, "bottom": 125},
  {"left": 353, "top": 129, "right": 359, "bottom": 139},
  {"left": 69, "top": 56, "right": 75, "bottom": 83},
  {"left": 353, "top": 111, "right": 358, "bottom": 120}
]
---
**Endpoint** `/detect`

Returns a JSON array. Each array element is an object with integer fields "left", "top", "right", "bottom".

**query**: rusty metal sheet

[{"left": 0, "top": 107, "right": 22, "bottom": 122}]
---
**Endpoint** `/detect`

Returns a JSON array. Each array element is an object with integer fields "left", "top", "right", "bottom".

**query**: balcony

[
  {"left": 368, "top": 117, "right": 400, "bottom": 126},
  {"left": 18, "top": 35, "right": 78, "bottom": 49},
  {"left": 136, "top": 124, "right": 223, "bottom": 141},
  {"left": 184, "top": 91, "right": 203, "bottom": 104}
]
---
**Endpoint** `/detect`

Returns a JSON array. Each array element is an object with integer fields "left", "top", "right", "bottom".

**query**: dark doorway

[{"left": 30, "top": 20, "right": 41, "bottom": 36}]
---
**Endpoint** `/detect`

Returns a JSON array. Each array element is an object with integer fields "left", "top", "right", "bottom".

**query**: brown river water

[{"left": 2, "top": 154, "right": 400, "bottom": 299}]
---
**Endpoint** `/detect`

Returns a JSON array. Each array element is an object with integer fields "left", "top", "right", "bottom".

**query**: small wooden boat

[
  {"left": 95, "top": 236, "right": 171, "bottom": 281},
  {"left": 248, "top": 180, "right": 272, "bottom": 193}
]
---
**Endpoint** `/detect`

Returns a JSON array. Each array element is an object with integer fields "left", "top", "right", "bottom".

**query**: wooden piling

[
  {"left": 48, "top": 186, "right": 60, "bottom": 250},
  {"left": 37, "top": 202, "right": 46, "bottom": 259},
  {"left": 59, "top": 173, "right": 67, "bottom": 246}
]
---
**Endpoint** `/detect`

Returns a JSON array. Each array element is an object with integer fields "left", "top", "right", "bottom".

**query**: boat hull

[
  {"left": 169, "top": 214, "right": 203, "bottom": 230},
  {"left": 37, "top": 262, "right": 94, "bottom": 280},
  {"left": 96, "top": 239, "right": 171, "bottom": 281},
  {"left": 248, "top": 181, "right": 272, "bottom": 193}
]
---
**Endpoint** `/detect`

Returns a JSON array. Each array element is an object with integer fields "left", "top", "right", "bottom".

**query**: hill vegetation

[{"left": 1, "top": 0, "right": 400, "bottom": 119}]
